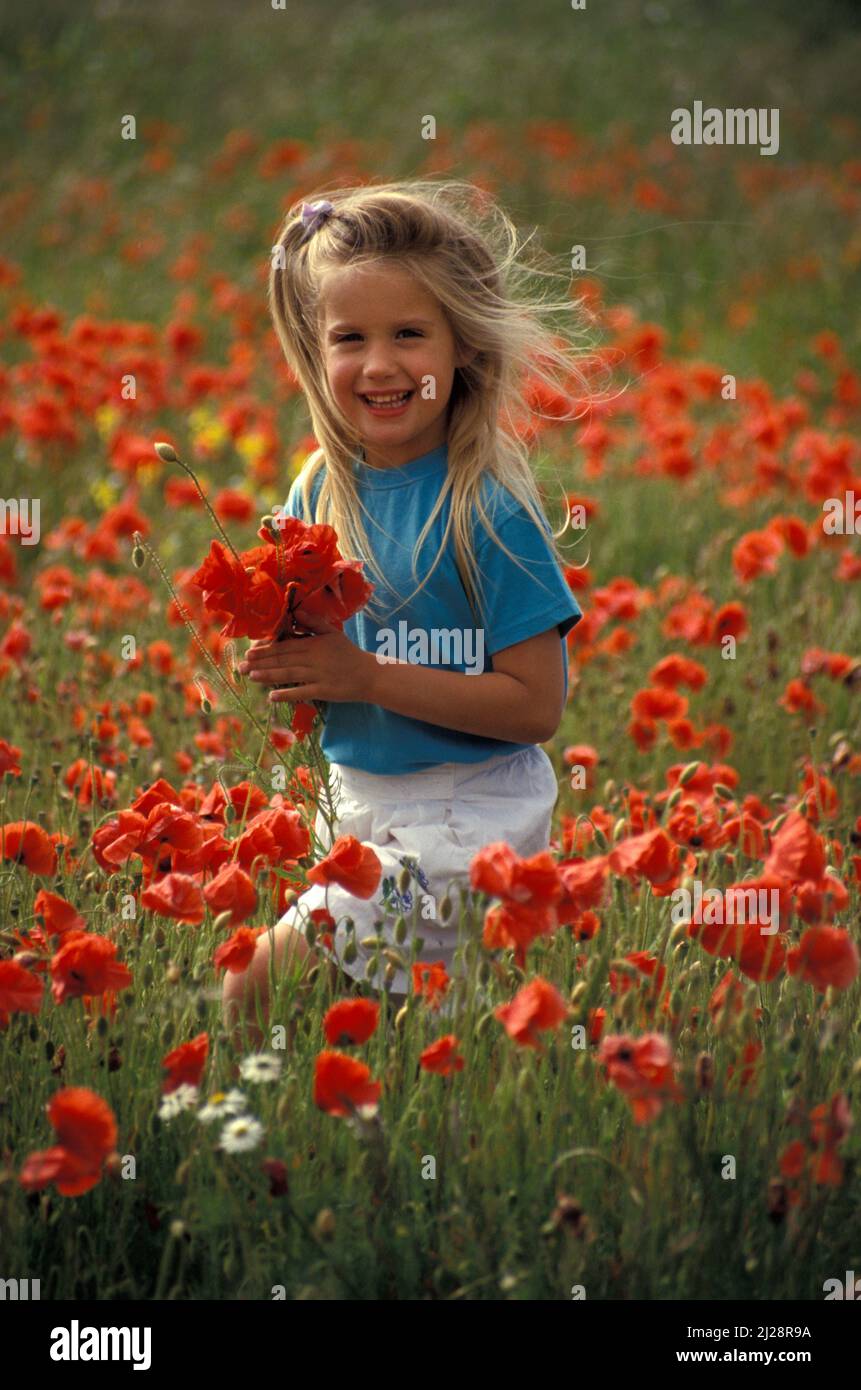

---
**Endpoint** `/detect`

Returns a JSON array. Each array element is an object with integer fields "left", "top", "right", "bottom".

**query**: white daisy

[
  {"left": 197, "top": 1088, "right": 248, "bottom": 1125},
  {"left": 219, "top": 1115, "right": 264, "bottom": 1153},
  {"left": 158, "top": 1084, "right": 199, "bottom": 1121},
  {"left": 238, "top": 1053, "right": 282, "bottom": 1084}
]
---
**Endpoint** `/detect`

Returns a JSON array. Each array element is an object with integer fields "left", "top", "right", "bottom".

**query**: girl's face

[{"left": 319, "top": 262, "right": 472, "bottom": 469}]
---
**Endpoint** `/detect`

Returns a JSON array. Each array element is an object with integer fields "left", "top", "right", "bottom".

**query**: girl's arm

[
  {"left": 240, "top": 623, "right": 567, "bottom": 745},
  {"left": 364, "top": 627, "right": 566, "bottom": 744}
]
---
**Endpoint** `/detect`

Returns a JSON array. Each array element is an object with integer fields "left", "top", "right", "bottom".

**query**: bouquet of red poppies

[{"left": 189, "top": 511, "right": 373, "bottom": 642}]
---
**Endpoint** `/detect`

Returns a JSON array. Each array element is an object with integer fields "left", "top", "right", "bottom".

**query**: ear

[{"left": 455, "top": 344, "right": 479, "bottom": 370}]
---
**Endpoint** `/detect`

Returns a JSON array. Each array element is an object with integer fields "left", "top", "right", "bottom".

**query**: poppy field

[{"left": 1, "top": 0, "right": 861, "bottom": 1303}]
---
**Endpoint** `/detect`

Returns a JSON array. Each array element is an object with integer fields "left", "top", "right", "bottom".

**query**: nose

[{"left": 360, "top": 339, "right": 399, "bottom": 381}]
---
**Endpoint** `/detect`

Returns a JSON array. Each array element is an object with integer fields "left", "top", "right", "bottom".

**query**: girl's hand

[{"left": 237, "top": 610, "right": 374, "bottom": 705}]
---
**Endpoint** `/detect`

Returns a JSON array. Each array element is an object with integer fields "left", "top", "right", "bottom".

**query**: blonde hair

[{"left": 268, "top": 178, "right": 595, "bottom": 627}]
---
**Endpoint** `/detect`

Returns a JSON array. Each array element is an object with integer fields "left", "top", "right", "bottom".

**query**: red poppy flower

[
  {"left": 33, "top": 889, "right": 86, "bottom": 941},
  {"left": 787, "top": 927, "right": 860, "bottom": 992},
  {"left": 411, "top": 961, "right": 451, "bottom": 1010},
  {"left": 0, "top": 737, "right": 22, "bottom": 777},
  {"left": 213, "top": 925, "right": 261, "bottom": 974},
  {"left": 162, "top": 1032, "right": 209, "bottom": 1093},
  {"left": 141, "top": 872, "right": 206, "bottom": 924},
  {"left": 598, "top": 1032, "right": 682, "bottom": 1124},
  {"left": 306, "top": 835, "right": 381, "bottom": 899},
  {"left": 495, "top": 977, "right": 568, "bottom": 1049},
  {"left": 203, "top": 861, "right": 258, "bottom": 924},
  {"left": 609, "top": 828, "right": 681, "bottom": 893},
  {"left": 0, "top": 958, "right": 43, "bottom": 1028},
  {"left": 0, "top": 820, "right": 57, "bottom": 875},
  {"left": 50, "top": 932, "right": 133, "bottom": 1005},
  {"left": 420, "top": 1035, "right": 465, "bottom": 1075},
  {"left": 19, "top": 1087, "right": 118, "bottom": 1197},
  {"left": 323, "top": 998, "right": 379, "bottom": 1046},
  {"left": 313, "top": 1050, "right": 381, "bottom": 1117}
]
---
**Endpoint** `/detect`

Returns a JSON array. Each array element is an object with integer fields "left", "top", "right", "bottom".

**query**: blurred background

[{"left": 2, "top": 0, "right": 859, "bottom": 385}]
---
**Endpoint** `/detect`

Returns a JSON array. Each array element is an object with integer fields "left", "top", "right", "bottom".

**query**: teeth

[{"left": 364, "top": 391, "right": 410, "bottom": 404}]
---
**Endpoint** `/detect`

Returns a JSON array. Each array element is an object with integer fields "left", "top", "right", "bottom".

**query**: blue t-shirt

[{"left": 278, "top": 443, "right": 583, "bottom": 774}]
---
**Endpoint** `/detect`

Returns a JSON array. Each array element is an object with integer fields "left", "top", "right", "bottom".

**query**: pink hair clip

[{"left": 299, "top": 199, "right": 335, "bottom": 243}]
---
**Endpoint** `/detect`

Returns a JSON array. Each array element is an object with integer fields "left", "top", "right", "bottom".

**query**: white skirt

[{"left": 276, "top": 744, "right": 559, "bottom": 999}]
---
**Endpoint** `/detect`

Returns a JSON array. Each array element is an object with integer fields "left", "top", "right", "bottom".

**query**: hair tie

[{"left": 298, "top": 199, "right": 335, "bottom": 243}]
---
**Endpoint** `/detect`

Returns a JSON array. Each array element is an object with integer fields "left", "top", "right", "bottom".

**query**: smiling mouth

[{"left": 359, "top": 389, "right": 413, "bottom": 410}]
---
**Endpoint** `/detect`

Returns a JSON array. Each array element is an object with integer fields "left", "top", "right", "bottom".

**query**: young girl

[{"left": 223, "top": 179, "right": 586, "bottom": 1039}]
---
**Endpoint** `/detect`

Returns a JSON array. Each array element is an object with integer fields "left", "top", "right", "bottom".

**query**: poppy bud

[
  {"left": 304, "top": 920, "right": 317, "bottom": 947},
  {"left": 394, "top": 916, "right": 408, "bottom": 944},
  {"left": 603, "top": 778, "right": 617, "bottom": 803},
  {"left": 223, "top": 802, "right": 235, "bottom": 823},
  {"left": 360, "top": 935, "right": 383, "bottom": 950},
  {"left": 383, "top": 963, "right": 396, "bottom": 987},
  {"left": 395, "top": 1004, "right": 409, "bottom": 1030},
  {"left": 592, "top": 826, "right": 609, "bottom": 851},
  {"left": 612, "top": 817, "right": 627, "bottom": 843},
  {"left": 365, "top": 956, "right": 381, "bottom": 980},
  {"left": 766, "top": 1178, "right": 787, "bottom": 1224},
  {"left": 131, "top": 544, "right": 145, "bottom": 569},
  {"left": 665, "top": 786, "right": 683, "bottom": 811},
  {"left": 694, "top": 1052, "right": 714, "bottom": 1092},
  {"left": 712, "top": 783, "right": 735, "bottom": 801},
  {"left": 549, "top": 1195, "right": 590, "bottom": 1239},
  {"left": 165, "top": 963, "right": 181, "bottom": 984},
  {"left": 439, "top": 895, "right": 453, "bottom": 922},
  {"left": 262, "top": 1157, "right": 289, "bottom": 1197},
  {"left": 313, "top": 1208, "right": 336, "bottom": 1241},
  {"left": 397, "top": 867, "right": 412, "bottom": 895},
  {"left": 382, "top": 947, "right": 408, "bottom": 971},
  {"left": 104, "top": 1151, "right": 123, "bottom": 1181},
  {"left": 679, "top": 760, "right": 702, "bottom": 786},
  {"left": 104, "top": 891, "right": 117, "bottom": 912},
  {"left": 154, "top": 441, "right": 179, "bottom": 463},
  {"left": 200, "top": 697, "right": 212, "bottom": 715},
  {"left": 570, "top": 981, "right": 587, "bottom": 1006}
]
